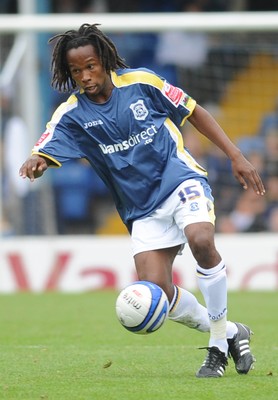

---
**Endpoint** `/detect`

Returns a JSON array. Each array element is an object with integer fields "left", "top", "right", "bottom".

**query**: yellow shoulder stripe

[
  {"left": 48, "top": 94, "right": 78, "bottom": 126},
  {"left": 111, "top": 70, "right": 164, "bottom": 90}
]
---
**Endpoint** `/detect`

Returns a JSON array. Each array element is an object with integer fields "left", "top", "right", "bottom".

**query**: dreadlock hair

[{"left": 49, "top": 23, "right": 128, "bottom": 92}]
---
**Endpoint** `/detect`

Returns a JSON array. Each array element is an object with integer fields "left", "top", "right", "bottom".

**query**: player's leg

[
  {"left": 133, "top": 241, "right": 233, "bottom": 338},
  {"left": 168, "top": 285, "right": 210, "bottom": 332},
  {"left": 174, "top": 179, "right": 229, "bottom": 360},
  {"left": 184, "top": 222, "right": 255, "bottom": 376},
  {"left": 134, "top": 245, "right": 254, "bottom": 376},
  {"left": 131, "top": 208, "right": 214, "bottom": 331},
  {"left": 131, "top": 187, "right": 254, "bottom": 376},
  {"left": 134, "top": 246, "right": 212, "bottom": 332},
  {"left": 185, "top": 221, "right": 228, "bottom": 353},
  {"left": 134, "top": 246, "right": 178, "bottom": 300},
  {"left": 174, "top": 178, "right": 233, "bottom": 377},
  {"left": 131, "top": 190, "right": 232, "bottom": 340},
  {"left": 184, "top": 221, "right": 229, "bottom": 377}
]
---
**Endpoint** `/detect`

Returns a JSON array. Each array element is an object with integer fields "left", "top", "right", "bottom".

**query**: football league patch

[
  {"left": 162, "top": 82, "right": 184, "bottom": 107},
  {"left": 35, "top": 131, "right": 51, "bottom": 146}
]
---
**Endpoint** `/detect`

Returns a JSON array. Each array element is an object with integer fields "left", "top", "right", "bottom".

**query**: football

[{"left": 115, "top": 280, "right": 169, "bottom": 334}]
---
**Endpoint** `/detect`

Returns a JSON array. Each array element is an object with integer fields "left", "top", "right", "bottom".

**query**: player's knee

[{"left": 187, "top": 232, "right": 217, "bottom": 265}]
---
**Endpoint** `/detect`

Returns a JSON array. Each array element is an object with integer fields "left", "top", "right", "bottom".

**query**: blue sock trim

[
  {"left": 196, "top": 260, "right": 226, "bottom": 277},
  {"left": 169, "top": 285, "right": 179, "bottom": 313}
]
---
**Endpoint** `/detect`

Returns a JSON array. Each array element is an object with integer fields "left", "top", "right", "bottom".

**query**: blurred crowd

[{"left": 0, "top": 0, "right": 278, "bottom": 236}]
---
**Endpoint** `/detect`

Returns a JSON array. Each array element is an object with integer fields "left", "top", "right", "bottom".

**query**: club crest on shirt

[{"left": 129, "top": 99, "right": 149, "bottom": 120}]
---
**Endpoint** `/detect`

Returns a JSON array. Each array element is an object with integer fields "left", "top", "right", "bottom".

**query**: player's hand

[
  {"left": 231, "top": 153, "right": 265, "bottom": 196},
  {"left": 19, "top": 155, "right": 49, "bottom": 182}
]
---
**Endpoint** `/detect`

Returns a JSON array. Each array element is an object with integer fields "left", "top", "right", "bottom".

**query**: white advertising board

[{"left": 0, "top": 234, "right": 277, "bottom": 292}]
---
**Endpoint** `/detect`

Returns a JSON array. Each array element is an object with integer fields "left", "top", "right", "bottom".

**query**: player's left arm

[{"left": 188, "top": 104, "right": 265, "bottom": 195}]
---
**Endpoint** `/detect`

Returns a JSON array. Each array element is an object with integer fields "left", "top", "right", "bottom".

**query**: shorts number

[{"left": 178, "top": 184, "right": 201, "bottom": 204}]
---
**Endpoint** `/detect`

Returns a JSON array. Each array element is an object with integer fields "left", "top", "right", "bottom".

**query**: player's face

[{"left": 66, "top": 44, "right": 113, "bottom": 103}]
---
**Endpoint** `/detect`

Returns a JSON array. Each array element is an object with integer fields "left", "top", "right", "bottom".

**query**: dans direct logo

[{"left": 99, "top": 124, "right": 158, "bottom": 154}]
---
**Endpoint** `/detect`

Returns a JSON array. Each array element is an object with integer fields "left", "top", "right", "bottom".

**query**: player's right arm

[{"left": 19, "top": 154, "right": 50, "bottom": 182}]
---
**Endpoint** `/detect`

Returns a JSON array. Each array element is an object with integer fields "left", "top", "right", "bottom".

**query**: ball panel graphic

[{"left": 115, "top": 281, "right": 169, "bottom": 334}]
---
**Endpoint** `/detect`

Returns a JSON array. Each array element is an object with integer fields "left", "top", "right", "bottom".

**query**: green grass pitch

[{"left": 0, "top": 291, "right": 277, "bottom": 399}]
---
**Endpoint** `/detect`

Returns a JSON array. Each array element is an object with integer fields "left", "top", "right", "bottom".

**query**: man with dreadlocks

[{"left": 20, "top": 23, "right": 263, "bottom": 378}]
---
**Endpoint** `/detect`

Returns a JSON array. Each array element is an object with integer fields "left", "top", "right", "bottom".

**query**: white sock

[
  {"left": 168, "top": 286, "right": 210, "bottom": 332},
  {"left": 209, "top": 316, "right": 228, "bottom": 354},
  {"left": 168, "top": 285, "right": 238, "bottom": 346},
  {"left": 197, "top": 260, "right": 228, "bottom": 354},
  {"left": 227, "top": 321, "right": 238, "bottom": 339}
]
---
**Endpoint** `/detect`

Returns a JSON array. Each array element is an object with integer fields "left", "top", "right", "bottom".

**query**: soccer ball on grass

[{"left": 115, "top": 280, "right": 169, "bottom": 335}]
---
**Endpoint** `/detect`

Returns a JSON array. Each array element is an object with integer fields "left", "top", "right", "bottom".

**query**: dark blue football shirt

[{"left": 32, "top": 67, "right": 208, "bottom": 230}]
